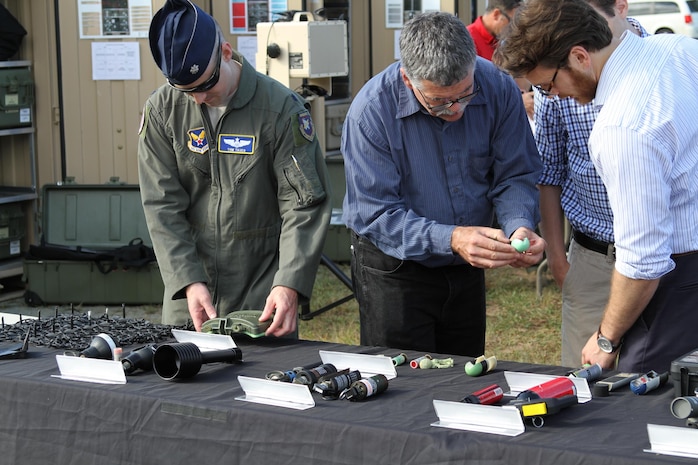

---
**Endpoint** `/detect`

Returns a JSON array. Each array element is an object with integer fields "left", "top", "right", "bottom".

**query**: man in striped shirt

[
  {"left": 533, "top": 0, "right": 649, "bottom": 368},
  {"left": 496, "top": 0, "right": 698, "bottom": 372}
]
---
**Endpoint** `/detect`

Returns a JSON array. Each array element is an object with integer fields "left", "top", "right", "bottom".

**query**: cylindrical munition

[
  {"left": 462, "top": 384, "right": 504, "bottom": 405},
  {"left": 79, "top": 333, "right": 118, "bottom": 360},
  {"left": 516, "top": 376, "right": 576, "bottom": 401},
  {"left": 153, "top": 342, "right": 243, "bottom": 380},
  {"left": 465, "top": 355, "right": 497, "bottom": 376},
  {"left": 121, "top": 344, "right": 156, "bottom": 375},
  {"left": 314, "top": 369, "right": 362, "bottom": 399},
  {"left": 410, "top": 354, "right": 432, "bottom": 369},
  {"left": 630, "top": 371, "right": 669, "bottom": 395},
  {"left": 568, "top": 363, "right": 602, "bottom": 381},
  {"left": 392, "top": 353, "right": 407, "bottom": 366},
  {"left": 670, "top": 396, "right": 698, "bottom": 419},
  {"left": 293, "top": 363, "right": 337, "bottom": 385},
  {"left": 342, "top": 374, "right": 389, "bottom": 401}
]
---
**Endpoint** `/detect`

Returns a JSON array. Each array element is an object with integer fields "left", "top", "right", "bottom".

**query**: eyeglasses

[
  {"left": 167, "top": 41, "right": 222, "bottom": 93},
  {"left": 533, "top": 64, "right": 561, "bottom": 97},
  {"left": 500, "top": 10, "right": 511, "bottom": 22},
  {"left": 417, "top": 85, "right": 480, "bottom": 114}
]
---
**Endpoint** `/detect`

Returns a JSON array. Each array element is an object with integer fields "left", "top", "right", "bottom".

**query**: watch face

[{"left": 597, "top": 335, "right": 614, "bottom": 353}]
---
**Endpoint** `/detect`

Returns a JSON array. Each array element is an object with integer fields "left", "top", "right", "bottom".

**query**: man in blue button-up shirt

[{"left": 341, "top": 12, "right": 543, "bottom": 356}]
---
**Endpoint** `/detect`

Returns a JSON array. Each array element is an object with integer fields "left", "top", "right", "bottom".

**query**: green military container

[
  {"left": 0, "top": 63, "right": 33, "bottom": 129},
  {"left": 323, "top": 208, "right": 351, "bottom": 263},
  {"left": 23, "top": 183, "right": 164, "bottom": 304},
  {"left": 0, "top": 203, "right": 24, "bottom": 260},
  {"left": 322, "top": 154, "right": 351, "bottom": 262}
]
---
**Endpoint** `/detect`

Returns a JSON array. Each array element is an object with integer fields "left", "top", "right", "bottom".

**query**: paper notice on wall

[
  {"left": 79, "top": 0, "right": 152, "bottom": 39},
  {"left": 92, "top": 42, "right": 141, "bottom": 81},
  {"left": 386, "top": 0, "right": 442, "bottom": 29}
]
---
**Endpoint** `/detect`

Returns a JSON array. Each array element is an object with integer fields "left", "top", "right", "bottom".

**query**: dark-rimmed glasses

[
  {"left": 417, "top": 85, "right": 480, "bottom": 114},
  {"left": 167, "top": 40, "right": 222, "bottom": 94},
  {"left": 533, "top": 64, "right": 561, "bottom": 97}
]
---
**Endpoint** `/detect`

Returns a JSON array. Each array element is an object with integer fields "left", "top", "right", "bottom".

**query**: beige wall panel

[
  {"left": 57, "top": 1, "right": 165, "bottom": 185},
  {"left": 59, "top": 4, "right": 93, "bottom": 182},
  {"left": 0, "top": 137, "right": 30, "bottom": 186},
  {"left": 5, "top": 0, "right": 480, "bottom": 197},
  {"left": 349, "top": 1, "right": 370, "bottom": 96},
  {"left": 95, "top": 81, "right": 116, "bottom": 184},
  {"left": 369, "top": 2, "right": 394, "bottom": 77},
  {"left": 26, "top": 1, "right": 62, "bottom": 189},
  {"left": 57, "top": 0, "right": 304, "bottom": 185}
]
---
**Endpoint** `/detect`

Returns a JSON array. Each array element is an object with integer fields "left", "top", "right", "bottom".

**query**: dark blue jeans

[{"left": 350, "top": 232, "right": 486, "bottom": 356}]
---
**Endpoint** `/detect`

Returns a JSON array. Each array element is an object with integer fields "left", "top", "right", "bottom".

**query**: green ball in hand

[{"left": 511, "top": 237, "right": 530, "bottom": 253}]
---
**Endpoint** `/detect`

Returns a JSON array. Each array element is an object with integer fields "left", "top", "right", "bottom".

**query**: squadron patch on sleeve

[
  {"left": 187, "top": 128, "right": 209, "bottom": 154},
  {"left": 292, "top": 111, "right": 315, "bottom": 146}
]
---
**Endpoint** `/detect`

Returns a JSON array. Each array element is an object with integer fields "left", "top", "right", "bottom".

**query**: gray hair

[{"left": 399, "top": 11, "right": 477, "bottom": 88}]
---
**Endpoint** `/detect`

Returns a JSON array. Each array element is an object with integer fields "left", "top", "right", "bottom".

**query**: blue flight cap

[{"left": 149, "top": 0, "right": 218, "bottom": 86}]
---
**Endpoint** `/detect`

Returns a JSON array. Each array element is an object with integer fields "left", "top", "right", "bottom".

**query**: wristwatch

[{"left": 597, "top": 327, "right": 622, "bottom": 354}]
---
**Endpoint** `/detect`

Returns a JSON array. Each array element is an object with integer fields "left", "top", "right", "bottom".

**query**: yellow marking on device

[{"left": 521, "top": 402, "right": 549, "bottom": 417}]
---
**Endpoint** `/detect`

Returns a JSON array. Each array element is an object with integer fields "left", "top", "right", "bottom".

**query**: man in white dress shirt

[{"left": 495, "top": 0, "right": 698, "bottom": 372}]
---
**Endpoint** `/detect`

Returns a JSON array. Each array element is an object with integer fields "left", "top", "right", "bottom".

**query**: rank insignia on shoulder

[
  {"left": 187, "top": 128, "right": 209, "bottom": 154},
  {"left": 298, "top": 110, "right": 315, "bottom": 142}
]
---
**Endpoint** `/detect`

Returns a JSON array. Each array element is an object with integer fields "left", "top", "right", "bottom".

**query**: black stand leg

[{"left": 299, "top": 254, "right": 354, "bottom": 320}]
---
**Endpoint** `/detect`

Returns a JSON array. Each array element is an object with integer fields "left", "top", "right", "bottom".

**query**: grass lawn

[{"left": 299, "top": 263, "right": 562, "bottom": 366}]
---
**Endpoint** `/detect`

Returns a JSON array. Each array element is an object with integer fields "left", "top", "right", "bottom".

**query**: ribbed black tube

[{"left": 153, "top": 342, "right": 242, "bottom": 380}]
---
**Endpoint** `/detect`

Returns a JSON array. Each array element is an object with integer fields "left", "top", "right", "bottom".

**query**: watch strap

[{"left": 597, "top": 326, "right": 623, "bottom": 353}]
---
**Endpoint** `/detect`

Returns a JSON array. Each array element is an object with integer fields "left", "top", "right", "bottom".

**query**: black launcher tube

[{"left": 153, "top": 342, "right": 242, "bottom": 380}]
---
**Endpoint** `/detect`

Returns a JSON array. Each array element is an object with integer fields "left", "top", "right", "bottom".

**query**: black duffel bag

[
  {"left": 25, "top": 238, "right": 156, "bottom": 275},
  {"left": 0, "top": 5, "right": 27, "bottom": 60}
]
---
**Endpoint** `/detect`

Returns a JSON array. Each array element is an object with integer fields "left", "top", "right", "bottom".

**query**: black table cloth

[{"left": 0, "top": 337, "right": 692, "bottom": 465}]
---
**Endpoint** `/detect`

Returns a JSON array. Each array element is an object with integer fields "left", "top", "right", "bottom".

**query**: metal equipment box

[
  {"left": 671, "top": 348, "right": 698, "bottom": 398},
  {"left": 324, "top": 99, "right": 350, "bottom": 152},
  {"left": 256, "top": 17, "right": 348, "bottom": 79},
  {"left": 0, "top": 65, "right": 33, "bottom": 129},
  {"left": 323, "top": 209, "right": 351, "bottom": 263},
  {"left": 322, "top": 155, "right": 350, "bottom": 263},
  {"left": 23, "top": 183, "right": 164, "bottom": 304},
  {"left": 0, "top": 203, "right": 24, "bottom": 260}
]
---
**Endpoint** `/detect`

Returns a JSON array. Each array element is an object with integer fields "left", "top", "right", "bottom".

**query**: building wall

[{"left": 2, "top": 0, "right": 476, "bottom": 240}]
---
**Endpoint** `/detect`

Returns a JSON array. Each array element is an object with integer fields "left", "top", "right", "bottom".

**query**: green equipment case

[
  {"left": 0, "top": 64, "right": 33, "bottom": 129},
  {"left": 322, "top": 154, "right": 350, "bottom": 262},
  {"left": 0, "top": 203, "right": 24, "bottom": 260},
  {"left": 23, "top": 183, "right": 164, "bottom": 305}
]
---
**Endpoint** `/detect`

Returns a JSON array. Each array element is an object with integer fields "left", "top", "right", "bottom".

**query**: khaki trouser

[{"left": 560, "top": 239, "right": 614, "bottom": 367}]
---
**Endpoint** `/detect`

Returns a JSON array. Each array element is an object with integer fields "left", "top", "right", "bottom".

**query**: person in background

[
  {"left": 495, "top": 0, "right": 698, "bottom": 372},
  {"left": 467, "top": 0, "right": 534, "bottom": 124},
  {"left": 342, "top": 12, "right": 544, "bottom": 356},
  {"left": 466, "top": 0, "right": 520, "bottom": 61},
  {"left": 138, "top": 0, "right": 331, "bottom": 335},
  {"left": 534, "top": 0, "right": 648, "bottom": 367}
]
